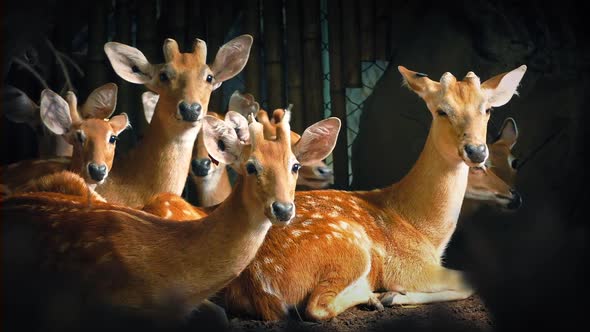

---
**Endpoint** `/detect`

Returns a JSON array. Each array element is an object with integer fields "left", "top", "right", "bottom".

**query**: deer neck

[
  {"left": 386, "top": 129, "right": 469, "bottom": 255},
  {"left": 190, "top": 177, "right": 272, "bottom": 287},
  {"left": 107, "top": 100, "right": 199, "bottom": 201},
  {"left": 194, "top": 167, "right": 232, "bottom": 207}
]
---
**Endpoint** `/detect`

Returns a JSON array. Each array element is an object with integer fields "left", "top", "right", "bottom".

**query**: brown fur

[
  {"left": 223, "top": 65, "right": 527, "bottom": 320},
  {"left": 97, "top": 36, "right": 252, "bottom": 205},
  {"left": 1, "top": 115, "right": 304, "bottom": 323}
]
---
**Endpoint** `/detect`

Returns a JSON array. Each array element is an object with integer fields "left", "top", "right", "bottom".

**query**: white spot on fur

[
  {"left": 263, "top": 257, "right": 273, "bottom": 264},
  {"left": 164, "top": 209, "right": 172, "bottom": 218},
  {"left": 334, "top": 197, "right": 343, "bottom": 202},
  {"left": 164, "top": 201, "right": 170, "bottom": 207},
  {"left": 302, "top": 220, "right": 313, "bottom": 226},
  {"left": 332, "top": 231, "right": 343, "bottom": 239},
  {"left": 182, "top": 209, "right": 192, "bottom": 215},
  {"left": 353, "top": 231, "right": 362, "bottom": 239},
  {"left": 274, "top": 265, "right": 284, "bottom": 273},
  {"left": 311, "top": 213, "right": 323, "bottom": 219},
  {"left": 338, "top": 221, "right": 349, "bottom": 229},
  {"left": 328, "top": 210, "right": 340, "bottom": 218},
  {"left": 328, "top": 223, "right": 340, "bottom": 230}
]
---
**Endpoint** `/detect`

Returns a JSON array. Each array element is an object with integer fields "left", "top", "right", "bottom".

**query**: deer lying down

[
  {"left": 1, "top": 84, "right": 129, "bottom": 195},
  {"left": 222, "top": 65, "right": 527, "bottom": 321},
  {"left": 1, "top": 112, "right": 340, "bottom": 329}
]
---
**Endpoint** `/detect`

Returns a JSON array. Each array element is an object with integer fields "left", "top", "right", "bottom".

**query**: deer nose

[
  {"left": 271, "top": 201, "right": 294, "bottom": 222},
  {"left": 178, "top": 101, "right": 202, "bottom": 122},
  {"left": 316, "top": 166, "right": 333, "bottom": 178},
  {"left": 464, "top": 144, "right": 488, "bottom": 164},
  {"left": 191, "top": 158, "right": 212, "bottom": 177},
  {"left": 507, "top": 189, "right": 522, "bottom": 210},
  {"left": 88, "top": 163, "right": 107, "bottom": 182}
]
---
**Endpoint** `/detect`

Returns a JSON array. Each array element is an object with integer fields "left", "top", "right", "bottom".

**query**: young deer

[
  {"left": 223, "top": 65, "right": 527, "bottom": 321},
  {"left": 1, "top": 112, "right": 340, "bottom": 329},
  {"left": 1, "top": 85, "right": 128, "bottom": 194},
  {"left": 462, "top": 117, "right": 521, "bottom": 219},
  {"left": 96, "top": 35, "right": 252, "bottom": 205}
]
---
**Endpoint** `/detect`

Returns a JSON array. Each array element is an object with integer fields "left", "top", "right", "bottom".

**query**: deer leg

[
  {"left": 382, "top": 266, "right": 474, "bottom": 306},
  {"left": 305, "top": 251, "right": 373, "bottom": 321}
]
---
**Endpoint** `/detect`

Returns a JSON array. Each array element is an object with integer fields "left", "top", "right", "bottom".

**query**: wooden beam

[
  {"left": 262, "top": 0, "right": 285, "bottom": 110},
  {"left": 328, "top": 0, "right": 350, "bottom": 189},
  {"left": 301, "top": 0, "right": 323, "bottom": 125},
  {"left": 243, "top": 0, "right": 262, "bottom": 101},
  {"left": 284, "top": 0, "right": 304, "bottom": 133},
  {"left": 340, "top": 0, "right": 361, "bottom": 87},
  {"left": 359, "top": 0, "right": 375, "bottom": 61},
  {"left": 374, "top": 0, "right": 392, "bottom": 60}
]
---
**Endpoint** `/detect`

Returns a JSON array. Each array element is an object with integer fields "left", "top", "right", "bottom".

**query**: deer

[
  {"left": 1, "top": 111, "right": 340, "bottom": 330},
  {"left": 95, "top": 35, "right": 252, "bottom": 205},
  {"left": 141, "top": 90, "right": 333, "bottom": 209},
  {"left": 1, "top": 84, "right": 129, "bottom": 195},
  {"left": 462, "top": 117, "right": 521, "bottom": 220},
  {"left": 222, "top": 64, "right": 527, "bottom": 321}
]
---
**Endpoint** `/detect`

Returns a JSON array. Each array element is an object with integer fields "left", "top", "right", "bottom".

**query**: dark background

[{"left": 2, "top": 0, "right": 589, "bottom": 331}]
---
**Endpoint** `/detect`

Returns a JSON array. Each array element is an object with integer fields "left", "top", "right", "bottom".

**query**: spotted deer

[
  {"left": 223, "top": 65, "right": 527, "bottom": 321},
  {"left": 141, "top": 90, "right": 333, "bottom": 209},
  {"left": 462, "top": 117, "right": 521, "bottom": 219},
  {"left": 95, "top": 35, "right": 252, "bottom": 205},
  {"left": 1, "top": 85, "right": 128, "bottom": 195},
  {"left": 1, "top": 112, "right": 341, "bottom": 329}
]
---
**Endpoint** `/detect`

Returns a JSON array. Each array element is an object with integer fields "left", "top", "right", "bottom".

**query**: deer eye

[
  {"left": 292, "top": 163, "right": 301, "bottom": 173},
  {"left": 436, "top": 110, "right": 448, "bottom": 117},
  {"left": 76, "top": 131, "right": 86, "bottom": 143},
  {"left": 206, "top": 74, "right": 213, "bottom": 83},
  {"left": 246, "top": 162, "right": 258, "bottom": 175},
  {"left": 159, "top": 72, "right": 169, "bottom": 82},
  {"left": 109, "top": 135, "right": 119, "bottom": 144},
  {"left": 511, "top": 158, "right": 519, "bottom": 170}
]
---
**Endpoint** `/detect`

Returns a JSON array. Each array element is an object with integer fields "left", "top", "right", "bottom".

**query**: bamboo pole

[
  {"left": 301, "top": 0, "right": 323, "bottom": 125},
  {"left": 284, "top": 0, "right": 304, "bottom": 133},
  {"left": 262, "top": 0, "right": 284, "bottom": 110},
  {"left": 327, "top": 0, "right": 350, "bottom": 189},
  {"left": 359, "top": 0, "right": 375, "bottom": 61},
  {"left": 243, "top": 0, "right": 262, "bottom": 102},
  {"left": 340, "top": 0, "right": 361, "bottom": 87}
]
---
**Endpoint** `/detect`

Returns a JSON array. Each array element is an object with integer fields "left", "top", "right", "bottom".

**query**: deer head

[
  {"left": 40, "top": 86, "right": 129, "bottom": 184},
  {"left": 202, "top": 111, "right": 341, "bottom": 224},
  {"left": 465, "top": 117, "right": 521, "bottom": 210},
  {"left": 104, "top": 35, "right": 253, "bottom": 137},
  {"left": 398, "top": 65, "right": 526, "bottom": 167}
]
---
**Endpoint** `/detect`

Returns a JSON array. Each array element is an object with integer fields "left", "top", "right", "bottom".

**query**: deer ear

[
  {"left": 80, "top": 83, "right": 118, "bottom": 119},
  {"left": 109, "top": 113, "right": 131, "bottom": 135},
  {"left": 497, "top": 117, "right": 518, "bottom": 148},
  {"left": 398, "top": 66, "right": 439, "bottom": 98},
  {"left": 294, "top": 117, "right": 341, "bottom": 165},
  {"left": 104, "top": 42, "right": 155, "bottom": 84},
  {"left": 2, "top": 85, "right": 40, "bottom": 127},
  {"left": 482, "top": 65, "right": 527, "bottom": 107},
  {"left": 202, "top": 115, "right": 243, "bottom": 165},
  {"left": 210, "top": 35, "right": 253, "bottom": 84},
  {"left": 40, "top": 89, "right": 72, "bottom": 135},
  {"left": 225, "top": 111, "right": 250, "bottom": 143},
  {"left": 141, "top": 91, "right": 159, "bottom": 123},
  {"left": 228, "top": 90, "right": 259, "bottom": 117}
]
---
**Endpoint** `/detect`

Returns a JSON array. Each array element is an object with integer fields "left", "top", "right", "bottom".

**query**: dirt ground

[{"left": 227, "top": 295, "right": 492, "bottom": 332}]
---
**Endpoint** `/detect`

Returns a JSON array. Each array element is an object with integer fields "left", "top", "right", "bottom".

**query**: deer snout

[
  {"left": 507, "top": 189, "right": 522, "bottom": 210},
  {"left": 178, "top": 101, "right": 202, "bottom": 122},
  {"left": 191, "top": 158, "right": 212, "bottom": 177},
  {"left": 315, "top": 165, "right": 333, "bottom": 178},
  {"left": 88, "top": 163, "right": 108, "bottom": 182},
  {"left": 464, "top": 144, "right": 488, "bottom": 164},
  {"left": 271, "top": 201, "right": 295, "bottom": 223}
]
